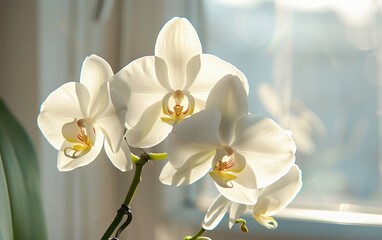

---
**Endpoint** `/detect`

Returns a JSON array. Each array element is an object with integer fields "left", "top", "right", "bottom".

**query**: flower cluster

[{"left": 38, "top": 17, "right": 302, "bottom": 238}]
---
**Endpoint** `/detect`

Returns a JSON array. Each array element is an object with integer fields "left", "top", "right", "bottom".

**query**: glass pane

[{"left": 197, "top": 0, "right": 382, "bottom": 226}]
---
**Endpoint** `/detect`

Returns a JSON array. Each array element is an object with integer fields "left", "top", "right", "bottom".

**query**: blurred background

[{"left": 1, "top": 0, "right": 382, "bottom": 239}]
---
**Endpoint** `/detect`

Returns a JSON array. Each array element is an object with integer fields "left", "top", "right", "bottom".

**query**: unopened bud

[
  {"left": 240, "top": 224, "right": 249, "bottom": 233},
  {"left": 235, "top": 218, "right": 249, "bottom": 233}
]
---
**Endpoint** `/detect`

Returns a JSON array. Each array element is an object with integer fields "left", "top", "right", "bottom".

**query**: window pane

[{"left": 198, "top": 0, "right": 382, "bottom": 226}]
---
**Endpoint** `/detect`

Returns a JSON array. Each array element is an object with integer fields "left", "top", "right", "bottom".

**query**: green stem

[
  {"left": 123, "top": 156, "right": 147, "bottom": 205},
  {"left": 189, "top": 228, "right": 206, "bottom": 240},
  {"left": 101, "top": 153, "right": 149, "bottom": 240},
  {"left": 148, "top": 152, "right": 168, "bottom": 161}
]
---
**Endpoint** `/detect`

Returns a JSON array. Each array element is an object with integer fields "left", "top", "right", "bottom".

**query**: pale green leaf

[
  {"left": 0, "top": 153, "right": 13, "bottom": 239},
  {"left": 0, "top": 99, "right": 47, "bottom": 239}
]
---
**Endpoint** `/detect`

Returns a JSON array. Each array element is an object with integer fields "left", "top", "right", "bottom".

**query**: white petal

[
  {"left": 104, "top": 138, "right": 132, "bottom": 172},
  {"left": 88, "top": 81, "right": 110, "bottom": 117},
  {"left": 214, "top": 164, "right": 259, "bottom": 205},
  {"left": 184, "top": 55, "right": 201, "bottom": 90},
  {"left": 228, "top": 202, "right": 247, "bottom": 229},
  {"left": 159, "top": 150, "right": 215, "bottom": 186},
  {"left": 109, "top": 76, "right": 131, "bottom": 114},
  {"left": 206, "top": 75, "right": 248, "bottom": 145},
  {"left": 155, "top": 17, "right": 202, "bottom": 89},
  {"left": 255, "top": 164, "right": 302, "bottom": 216},
  {"left": 168, "top": 109, "right": 222, "bottom": 168},
  {"left": 125, "top": 101, "right": 173, "bottom": 148},
  {"left": 202, "top": 194, "right": 232, "bottom": 230},
  {"left": 233, "top": 115, "right": 296, "bottom": 188},
  {"left": 187, "top": 54, "right": 249, "bottom": 95},
  {"left": 80, "top": 55, "right": 113, "bottom": 94},
  {"left": 114, "top": 56, "right": 170, "bottom": 127},
  {"left": 95, "top": 85, "right": 127, "bottom": 153},
  {"left": 254, "top": 214, "right": 278, "bottom": 229},
  {"left": 193, "top": 97, "right": 206, "bottom": 114},
  {"left": 38, "top": 82, "right": 90, "bottom": 149},
  {"left": 57, "top": 127, "right": 104, "bottom": 171}
]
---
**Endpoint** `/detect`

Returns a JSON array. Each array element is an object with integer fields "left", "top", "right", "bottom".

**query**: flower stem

[
  {"left": 188, "top": 228, "right": 206, "bottom": 240},
  {"left": 123, "top": 154, "right": 148, "bottom": 205},
  {"left": 101, "top": 152, "right": 150, "bottom": 240},
  {"left": 148, "top": 152, "right": 168, "bottom": 161}
]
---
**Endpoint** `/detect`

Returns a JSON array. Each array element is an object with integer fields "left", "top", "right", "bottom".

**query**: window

[{"left": 185, "top": 0, "right": 382, "bottom": 239}]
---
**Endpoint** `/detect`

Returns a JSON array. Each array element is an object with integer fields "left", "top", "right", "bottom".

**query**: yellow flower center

[
  {"left": 215, "top": 157, "right": 235, "bottom": 172},
  {"left": 209, "top": 146, "right": 244, "bottom": 188},
  {"left": 161, "top": 90, "right": 195, "bottom": 125},
  {"left": 62, "top": 119, "right": 95, "bottom": 159}
]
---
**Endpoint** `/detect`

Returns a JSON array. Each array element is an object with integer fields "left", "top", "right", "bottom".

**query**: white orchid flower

[
  {"left": 160, "top": 75, "right": 296, "bottom": 205},
  {"left": 38, "top": 55, "right": 132, "bottom": 171},
  {"left": 112, "top": 17, "right": 247, "bottom": 148},
  {"left": 202, "top": 164, "right": 302, "bottom": 230}
]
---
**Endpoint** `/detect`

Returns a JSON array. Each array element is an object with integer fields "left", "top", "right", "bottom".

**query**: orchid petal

[
  {"left": 210, "top": 171, "right": 237, "bottom": 188},
  {"left": 228, "top": 202, "right": 247, "bottom": 229},
  {"left": 57, "top": 126, "right": 104, "bottom": 171},
  {"left": 202, "top": 194, "right": 232, "bottom": 230},
  {"left": 114, "top": 56, "right": 170, "bottom": 127},
  {"left": 233, "top": 115, "right": 296, "bottom": 188},
  {"left": 80, "top": 55, "right": 113, "bottom": 94},
  {"left": 125, "top": 101, "right": 172, "bottom": 148},
  {"left": 254, "top": 214, "right": 278, "bottom": 229},
  {"left": 109, "top": 76, "right": 131, "bottom": 115},
  {"left": 193, "top": 98, "right": 206, "bottom": 114},
  {"left": 88, "top": 81, "right": 110, "bottom": 119},
  {"left": 155, "top": 17, "right": 202, "bottom": 89},
  {"left": 255, "top": 165, "right": 302, "bottom": 216},
  {"left": 104, "top": 138, "right": 132, "bottom": 172},
  {"left": 214, "top": 163, "right": 259, "bottom": 205},
  {"left": 287, "top": 115, "right": 316, "bottom": 153},
  {"left": 227, "top": 151, "right": 246, "bottom": 173},
  {"left": 167, "top": 109, "right": 221, "bottom": 168},
  {"left": 206, "top": 75, "right": 248, "bottom": 145},
  {"left": 61, "top": 119, "right": 84, "bottom": 143},
  {"left": 159, "top": 150, "right": 215, "bottom": 186},
  {"left": 187, "top": 54, "right": 249, "bottom": 95},
  {"left": 38, "top": 82, "right": 90, "bottom": 149},
  {"left": 184, "top": 55, "right": 201, "bottom": 90},
  {"left": 95, "top": 86, "right": 127, "bottom": 153}
]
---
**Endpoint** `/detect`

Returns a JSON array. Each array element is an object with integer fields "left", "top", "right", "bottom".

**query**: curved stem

[
  {"left": 189, "top": 228, "right": 206, "bottom": 240},
  {"left": 101, "top": 153, "right": 149, "bottom": 240}
]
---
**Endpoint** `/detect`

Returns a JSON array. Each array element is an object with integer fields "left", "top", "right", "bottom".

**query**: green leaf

[
  {"left": 0, "top": 99, "right": 47, "bottom": 239},
  {"left": 0, "top": 153, "right": 13, "bottom": 239}
]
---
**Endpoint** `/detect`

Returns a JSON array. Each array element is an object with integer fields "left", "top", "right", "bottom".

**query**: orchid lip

[
  {"left": 62, "top": 118, "right": 95, "bottom": 159},
  {"left": 209, "top": 146, "right": 247, "bottom": 188},
  {"left": 161, "top": 89, "right": 195, "bottom": 125}
]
